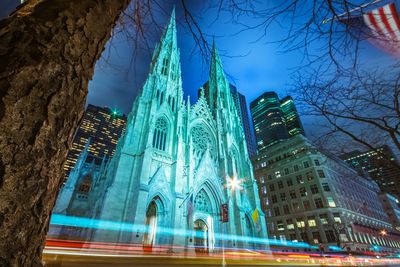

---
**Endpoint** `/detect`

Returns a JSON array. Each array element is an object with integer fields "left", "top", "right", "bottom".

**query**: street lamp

[{"left": 380, "top": 229, "right": 387, "bottom": 236}]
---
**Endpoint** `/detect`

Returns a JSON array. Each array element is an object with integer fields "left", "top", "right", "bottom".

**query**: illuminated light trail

[{"left": 50, "top": 214, "right": 316, "bottom": 249}]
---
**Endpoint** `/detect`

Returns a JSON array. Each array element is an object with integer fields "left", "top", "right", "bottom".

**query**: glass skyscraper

[
  {"left": 63, "top": 104, "right": 127, "bottom": 180},
  {"left": 341, "top": 146, "right": 400, "bottom": 198},
  {"left": 250, "top": 92, "right": 288, "bottom": 153},
  {"left": 280, "top": 96, "right": 305, "bottom": 137}
]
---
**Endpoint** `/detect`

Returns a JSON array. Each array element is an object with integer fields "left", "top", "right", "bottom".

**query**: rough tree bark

[{"left": 0, "top": 0, "right": 129, "bottom": 265}]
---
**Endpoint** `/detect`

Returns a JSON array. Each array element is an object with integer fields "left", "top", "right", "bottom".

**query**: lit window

[
  {"left": 319, "top": 214, "right": 328, "bottom": 225},
  {"left": 275, "top": 171, "right": 281, "bottom": 178},
  {"left": 308, "top": 216, "right": 317, "bottom": 227},
  {"left": 327, "top": 197, "right": 336, "bottom": 207},
  {"left": 287, "top": 219, "right": 295, "bottom": 229},
  {"left": 333, "top": 213, "right": 341, "bottom": 223},
  {"left": 296, "top": 219, "right": 305, "bottom": 228}
]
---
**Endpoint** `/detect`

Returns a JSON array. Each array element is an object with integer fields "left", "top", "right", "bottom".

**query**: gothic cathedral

[{"left": 52, "top": 10, "right": 268, "bottom": 251}]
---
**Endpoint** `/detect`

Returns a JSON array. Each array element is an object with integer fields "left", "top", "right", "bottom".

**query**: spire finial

[{"left": 200, "top": 87, "right": 205, "bottom": 98}]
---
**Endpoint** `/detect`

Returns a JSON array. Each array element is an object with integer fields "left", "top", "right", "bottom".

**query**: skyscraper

[
  {"left": 250, "top": 92, "right": 304, "bottom": 153},
  {"left": 250, "top": 92, "right": 288, "bottom": 153},
  {"left": 341, "top": 146, "right": 400, "bottom": 198},
  {"left": 280, "top": 96, "right": 305, "bottom": 137},
  {"left": 63, "top": 104, "right": 126, "bottom": 179},
  {"left": 200, "top": 82, "right": 257, "bottom": 156}
]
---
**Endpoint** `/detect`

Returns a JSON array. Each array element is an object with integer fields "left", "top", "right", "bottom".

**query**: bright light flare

[
  {"left": 380, "top": 230, "right": 387, "bottom": 236},
  {"left": 226, "top": 176, "right": 244, "bottom": 191}
]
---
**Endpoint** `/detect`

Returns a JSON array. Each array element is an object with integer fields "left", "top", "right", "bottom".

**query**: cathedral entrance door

[
  {"left": 194, "top": 219, "right": 209, "bottom": 254},
  {"left": 143, "top": 201, "right": 157, "bottom": 249}
]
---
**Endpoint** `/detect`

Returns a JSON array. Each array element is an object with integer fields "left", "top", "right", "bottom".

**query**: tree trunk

[{"left": 0, "top": 0, "right": 129, "bottom": 265}]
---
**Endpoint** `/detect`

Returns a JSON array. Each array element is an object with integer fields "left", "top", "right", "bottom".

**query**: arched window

[
  {"left": 161, "top": 58, "right": 169, "bottom": 75},
  {"left": 160, "top": 92, "right": 164, "bottom": 105},
  {"left": 152, "top": 117, "right": 168, "bottom": 151}
]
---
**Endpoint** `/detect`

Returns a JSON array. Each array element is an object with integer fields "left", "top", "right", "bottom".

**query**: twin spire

[{"left": 150, "top": 8, "right": 229, "bottom": 110}]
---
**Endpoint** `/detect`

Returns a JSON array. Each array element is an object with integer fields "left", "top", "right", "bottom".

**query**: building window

[
  {"left": 312, "top": 231, "right": 321, "bottom": 244},
  {"left": 271, "top": 195, "right": 277, "bottom": 204},
  {"left": 274, "top": 207, "right": 281, "bottom": 216},
  {"left": 261, "top": 162, "right": 267, "bottom": 168},
  {"left": 303, "top": 200, "right": 311, "bottom": 210},
  {"left": 287, "top": 219, "right": 295, "bottom": 229},
  {"left": 152, "top": 117, "right": 168, "bottom": 151},
  {"left": 277, "top": 220, "right": 285, "bottom": 231},
  {"left": 310, "top": 184, "right": 319, "bottom": 194},
  {"left": 325, "top": 230, "right": 336, "bottom": 243},
  {"left": 263, "top": 197, "right": 269, "bottom": 206},
  {"left": 327, "top": 197, "right": 336, "bottom": 207},
  {"left": 262, "top": 186, "right": 267, "bottom": 195},
  {"left": 292, "top": 202, "right": 300, "bottom": 211},
  {"left": 260, "top": 176, "right": 265, "bottom": 183},
  {"left": 269, "top": 183, "right": 275, "bottom": 192},
  {"left": 280, "top": 192, "right": 287, "bottom": 201},
  {"left": 296, "top": 175, "right": 303, "bottom": 184},
  {"left": 289, "top": 190, "right": 296, "bottom": 199},
  {"left": 322, "top": 183, "right": 331, "bottom": 192},
  {"left": 308, "top": 216, "right": 317, "bottom": 227},
  {"left": 317, "top": 170, "right": 326, "bottom": 178},
  {"left": 319, "top": 214, "right": 328, "bottom": 225},
  {"left": 296, "top": 218, "right": 305, "bottom": 228},
  {"left": 278, "top": 181, "right": 284, "bottom": 189},
  {"left": 294, "top": 165, "right": 299, "bottom": 172},
  {"left": 314, "top": 159, "right": 320, "bottom": 166},
  {"left": 306, "top": 171, "right": 314, "bottom": 181},
  {"left": 303, "top": 161, "right": 310, "bottom": 168},
  {"left": 287, "top": 178, "right": 293, "bottom": 187},
  {"left": 289, "top": 233, "right": 297, "bottom": 241},
  {"left": 333, "top": 213, "right": 341, "bottom": 223},
  {"left": 314, "top": 198, "right": 324, "bottom": 208},
  {"left": 284, "top": 168, "right": 289, "bottom": 175},
  {"left": 300, "top": 187, "right": 307, "bottom": 197},
  {"left": 275, "top": 171, "right": 281, "bottom": 178},
  {"left": 283, "top": 205, "right": 290, "bottom": 214}
]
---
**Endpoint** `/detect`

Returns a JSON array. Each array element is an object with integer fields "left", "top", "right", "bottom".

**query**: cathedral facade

[{"left": 52, "top": 10, "right": 268, "bottom": 251}]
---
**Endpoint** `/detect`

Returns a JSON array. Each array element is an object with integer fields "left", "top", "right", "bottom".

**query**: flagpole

[{"left": 322, "top": 0, "right": 385, "bottom": 24}]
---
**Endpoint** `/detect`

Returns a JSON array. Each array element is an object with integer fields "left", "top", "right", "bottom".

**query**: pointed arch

[{"left": 152, "top": 117, "right": 168, "bottom": 151}]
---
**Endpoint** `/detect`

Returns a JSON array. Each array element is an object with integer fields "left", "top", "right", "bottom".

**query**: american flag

[{"left": 344, "top": 2, "right": 400, "bottom": 57}]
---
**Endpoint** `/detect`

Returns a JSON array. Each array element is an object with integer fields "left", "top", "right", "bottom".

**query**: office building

[
  {"left": 280, "top": 96, "right": 305, "bottom": 137},
  {"left": 380, "top": 193, "right": 400, "bottom": 231},
  {"left": 254, "top": 135, "right": 400, "bottom": 253},
  {"left": 63, "top": 104, "right": 127, "bottom": 179},
  {"left": 200, "top": 82, "right": 257, "bottom": 157},
  {"left": 341, "top": 146, "right": 400, "bottom": 198},
  {"left": 250, "top": 92, "right": 304, "bottom": 153}
]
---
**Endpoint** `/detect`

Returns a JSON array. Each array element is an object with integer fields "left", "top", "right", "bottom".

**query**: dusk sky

[{"left": 1, "top": 0, "right": 397, "bottom": 138}]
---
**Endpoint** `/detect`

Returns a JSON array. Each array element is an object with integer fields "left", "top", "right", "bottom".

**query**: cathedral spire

[
  {"left": 149, "top": 8, "right": 178, "bottom": 74},
  {"left": 208, "top": 39, "right": 229, "bottom": 112}
]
